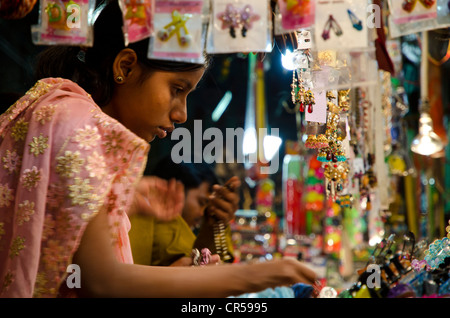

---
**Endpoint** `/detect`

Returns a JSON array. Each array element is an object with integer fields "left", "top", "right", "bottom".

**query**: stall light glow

[
  {"left": 410, "top": 113, "right": 444, "bottom": 156},
  {"left": 211, "top": 91, "right": 232, "bottom": 122},
  {"left": 369, "top": 236, "right": 382, "bottom": 247},
  {"left": 243, "top": 127, "right": 257, "bottom": 155},
  {"left": 263, "top": 135, "right": 282, "bottom": 161},
  {"left": 281, "top": 49, "right": 296, "bottom": 70}
]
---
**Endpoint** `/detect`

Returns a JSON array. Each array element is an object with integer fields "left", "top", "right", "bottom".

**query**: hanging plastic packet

[
  {"left": 388, "top": 0, "right": 437, "bottom": 25},
  {"left": 314, "top": 0, "right": 368, "bottom": 51},
  {"left": 119, "top": 0, "right": 155, "bottom": 45},
  {"left": 388, "top": 0, "right": 450, "bottom": 37},
  {"left": 148, "top": 0, "right": 205, "bottom": 63},
  {"left": 206, "top": 0, "right": 272, "bottom": 54},
  {"left": 278, "top": 0, "right": 315, "bottom": 31},
  {"left": 31, "top": 0, "right": 95, "bottom": 46}
]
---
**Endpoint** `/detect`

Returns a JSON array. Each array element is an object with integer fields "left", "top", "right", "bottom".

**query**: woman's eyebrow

[{"left": 178, "top": 78, "right": 196, "bottom": 92}]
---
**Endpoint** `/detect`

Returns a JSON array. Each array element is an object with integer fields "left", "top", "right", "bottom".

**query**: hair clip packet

[
  {"left": 32, "top": 0, "right": 95, "bottom": 46},
  {"left": 157, "top": 10, "right": 193, "bottom": 47},
  {"left": 120, "top": 0, "right": 154, "bottom": 44}
]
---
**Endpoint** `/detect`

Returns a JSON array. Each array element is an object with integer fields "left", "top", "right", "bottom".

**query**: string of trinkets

[
  {"left": 317, "top": 89, "right": 351, "bottom": 198},
  {"left": 317, "top": 90, "right": 347, "bottom": 163},
  {"left": 290, "top": 30, "right": 315, "bottom": 114}
]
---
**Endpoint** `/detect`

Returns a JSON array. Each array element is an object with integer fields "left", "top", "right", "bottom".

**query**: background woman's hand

[
  {"left": 130, "top": 176, "right": 185, "bottom": 221},
  {"left": 206, "top": 176, "right": 241, "bottom": 225}
]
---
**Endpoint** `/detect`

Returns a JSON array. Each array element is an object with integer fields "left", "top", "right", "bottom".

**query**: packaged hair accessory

[
  {"left": 278, "top": 0, "right": 315, "bottom": 31},
  {"left": 206, "top": 0, "right": 272, "bottom": 54},
  {"left": 314, "top": 0, "right": 368, "bottom": 51},
  {"left": 120, "top": 0, "right": 155, "bottom": 45},
  {"left": 388, "top": 0, "right": 437, "bottom": 25},
  {"left": 388, "top": 0, "right": 450, "bottom": 37},
  {"left": 31, "top": 0, "right": 95, "bottom": 46},
  {"left": 148, "top": 0, "right": 205, "bottom": 63}
]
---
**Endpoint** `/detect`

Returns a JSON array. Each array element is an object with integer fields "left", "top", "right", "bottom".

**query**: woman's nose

[{"left": 170, "top": 99, "right": 187, "bottom": 124}]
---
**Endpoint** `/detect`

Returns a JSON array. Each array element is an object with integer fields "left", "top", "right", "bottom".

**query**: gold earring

[{"left": 116, "top": 76, "right": 124, "bottom": 83}]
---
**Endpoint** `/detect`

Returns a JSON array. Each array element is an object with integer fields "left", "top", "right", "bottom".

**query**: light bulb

[{"left": 410, "top": 113, "right": 444, "bottom": 156}]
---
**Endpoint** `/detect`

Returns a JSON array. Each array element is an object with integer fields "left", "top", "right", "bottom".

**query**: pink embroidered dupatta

[{"left": 0, "top": 78, "right": 149, "bottom": 297}]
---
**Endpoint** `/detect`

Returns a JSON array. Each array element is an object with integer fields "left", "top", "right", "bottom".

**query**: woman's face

[
  {"left": 182, "top": 182, "right": 211, "bottom": 229},
  {"left": 103, "top": 51, "right": 205, "bottom": 143}
]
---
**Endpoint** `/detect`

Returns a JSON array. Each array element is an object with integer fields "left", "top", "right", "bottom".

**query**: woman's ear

[{"left": 112, "top": 48, "right": 138, "bottom": 84}]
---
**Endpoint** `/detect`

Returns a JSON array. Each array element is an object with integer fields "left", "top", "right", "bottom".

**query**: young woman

[{"left": 0, "top": 0, "right": 317, "bottom": 297}]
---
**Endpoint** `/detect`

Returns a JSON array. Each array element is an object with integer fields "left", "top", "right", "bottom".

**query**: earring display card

[
  {"left": 314, "top": 0, "right": 368, "bottom": 51},
  {"left": 207, "top": 0, "right": 271, "bottom": 54},
  {"left": 388, "top": 0, "right": 437, "bottom": 25},
  {"left": 149, "top": 0, "right": 204, "bottom": 62}
]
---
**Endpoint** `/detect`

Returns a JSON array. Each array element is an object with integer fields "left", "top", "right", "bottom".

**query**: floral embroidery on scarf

[
  {"left": 29, "top": 133, "right": 49, "bottom": 157},
  {"left": 2, "top": 271, "right": 14, "bottom": 293},
  {"left": 33, "top": 272, "right": 48, "bottom": 297},
  {"left": 93, "top": 112, "right": 112, "bottom": 128},
  {"left": 10, "top": 118, "right": 29, "bottom": 142},
  {"left": 86, "top": 193, "right": 103, "bottom": 213},
  {"left": 9, "top": 236, "right": 25, "bottom": 258},
  {"left": 42, "top": 215, "right": 55, "bottom": 241},
  {"left": 68, "top": 177, "right": 93, "bottom": 206},
  {"left": 55, "top": 208, "right": 80, "bottom": 241},
  {"left": 104, "top": 130, "right": 124, "bottom": 156},
  {"left": 72, "top": 125, "right": 100, "bottom": 150},
  {"left": 26, "top": 80, "right": 51, "bottom": 100},
  {"left": 0, "top": 222, "right": 4, "bottom": 243},
  {"left": 20, "top": 166, "right": 42, "bottom": 191},
  {"left": 2, "top": 149, "right": 21, "bottom": 174},
  {"left": 56, "top": 151, "right": 85, "bottom": 178},
  {"left": 42, "top": 240, "right": 67, "bottom": 279},
  {"left": 46, "top": 183, "right": 65, "bottom": 209},
  {"left": 35, "top": 104, "right": 57, "bottom": 125},
  {"left": 16, "top": 200, "right": 35, "bottom": 225},
  {"left": 0, "top": 183, "right": 14, "bottom": 207},
  {"left": 106, "top": 190, "right": 118, "bottom": 213},
  {"left": 86, "top": 151, "right": 106, "bottom": 180}
]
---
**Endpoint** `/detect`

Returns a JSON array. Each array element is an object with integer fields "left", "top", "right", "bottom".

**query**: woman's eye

[{"left": 172, "top": 86, "right": 185, "bottom": 96}]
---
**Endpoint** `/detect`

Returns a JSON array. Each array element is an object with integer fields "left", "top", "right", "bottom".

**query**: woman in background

[{"left": 130, "top": 156, "right": 239, "bottom": 266}]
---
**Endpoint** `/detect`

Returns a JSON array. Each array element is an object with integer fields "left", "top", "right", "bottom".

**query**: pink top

[{"left": 0, "top": 78, "right": 150, "bottom": 297}]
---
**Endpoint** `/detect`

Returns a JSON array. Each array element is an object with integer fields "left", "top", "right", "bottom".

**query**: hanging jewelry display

[
  {"left": 290, "top": 30, "right": 315, "bottom": 115},
  {"left": 324, "top": 161, "right": 350, "bottom": 197},
  {"left": 317, "top": 91, "right": 346, "bottom": 163},
  {"left": 305, "top": 122, "right": 327, "bottom": 149}
]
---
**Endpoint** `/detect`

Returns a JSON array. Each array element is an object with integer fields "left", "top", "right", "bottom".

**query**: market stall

[{"left": 0, "top": 0, "right": 449, "bottom": 299}]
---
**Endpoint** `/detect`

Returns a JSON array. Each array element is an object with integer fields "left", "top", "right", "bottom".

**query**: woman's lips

[{"left": 157, "top": 128, "right": 167, "bottom": 139}]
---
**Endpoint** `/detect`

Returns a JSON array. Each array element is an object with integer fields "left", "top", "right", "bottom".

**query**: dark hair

[
  {"left": 34, "top": 0, "right": 211, "bottom": 106},
  {"left": 151, "top": 155, "right": 219, "bottom": 193}
]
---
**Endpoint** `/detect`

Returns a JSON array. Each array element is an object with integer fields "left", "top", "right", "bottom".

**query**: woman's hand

[
  {"left": 206, "top": 176, "right": 241, "bottom": 225},
  {"left": 129, "top": 176, "right": 185, "bottom": 221},
  {"left": 169, "top": 254, "right": 221, "bottom": 267}
]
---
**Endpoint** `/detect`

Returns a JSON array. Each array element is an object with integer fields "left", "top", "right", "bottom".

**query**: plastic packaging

[
  {"left": 278, "top": 0, "right": 315, "bottom": 31},
  {"left": 119, "top": 0, "right": 155, "bottom": 45},
  {"left": 314, "top": 0, "right": 369, "bottom": 51},
  {"left": 388, "top": 0, "right": 437, "bottom": 25},
  {"left": 206, "top": 0, "right": 272, "bottom": 54},
  {"left": 148, "top": 0, "right": 205, "bottom": 63},
  {"left": 388, "top": 0, "right": 450, "bottom": 37},
  {"left": 31, "top": 0, "right": 95, "bottom": 46}
]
